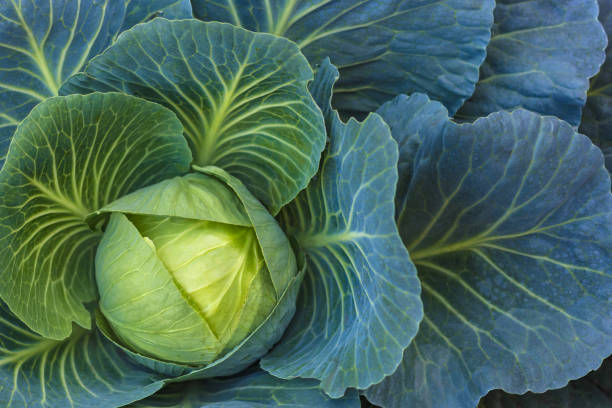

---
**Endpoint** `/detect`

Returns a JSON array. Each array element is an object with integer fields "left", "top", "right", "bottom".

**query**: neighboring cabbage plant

[
  {"left": 0, "top": 1, "right": 610, "bottom": 408},
  {"left": 479, "top": 0, "right": 612, "bottom": 406}
]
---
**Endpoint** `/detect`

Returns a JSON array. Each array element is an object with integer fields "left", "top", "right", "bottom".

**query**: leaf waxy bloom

[{"left": 0, "top": 2, "right": 610, "bottom": 408}]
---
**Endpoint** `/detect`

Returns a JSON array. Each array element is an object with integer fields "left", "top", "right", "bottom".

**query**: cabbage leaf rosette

[
  {"left": 0, "top": 16, "right": 420, "bottom": 408},
  {"left": 0, "top": 2, "right": 610, "bottom": 408}
]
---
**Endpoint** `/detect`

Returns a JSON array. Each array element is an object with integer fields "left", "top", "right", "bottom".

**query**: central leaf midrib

[
  {"left": 11, "top": 0, "right": 59, "bottom": 95},
  {"left": 410, "top": 231, "right": 543, "bottom": 262},
  {"left": 28, "top": 178, "right": 90, "bottom": 219},
  {"left": 296, "top": 230, "right": 377, "bottom": 248},
  {"left": 197, "top": 61, "right": 248, "bottom": 166},
  {"left": 0, "top": 337, "right": 59, "bottom": 366},
  {"left": 0, "top": 325, "right": 86, "bottom": 366},
  {"left": 408, "top": 211, "right": 600, "bottom": 262},
  {"left": 270, "top": 0, "right": 297, "bottom": 35}
]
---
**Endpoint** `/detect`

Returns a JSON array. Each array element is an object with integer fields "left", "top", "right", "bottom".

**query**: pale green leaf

[{"left": 96, "top": 213, "right": 222, "bottom": 365}]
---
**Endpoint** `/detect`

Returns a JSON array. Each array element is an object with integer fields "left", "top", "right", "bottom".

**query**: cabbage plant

[{"left": 0, "top": 1, "right": 610, "bottom": 408}]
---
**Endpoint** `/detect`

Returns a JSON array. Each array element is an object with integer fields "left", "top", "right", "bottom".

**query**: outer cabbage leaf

[
  {"left": 0, "top": 0, "right": 127, "bottom": 166},
  {"left": 60, "top": 18, "right": 326, "bottom": 215},
  {"left": 122, "top": 0, "right": 192, "bottom": 31},
  {"left": 580, "top": 0, "right": 612, "bottom": 176},
  {"left": 365, "top": 107, "right": 612, "bottom": 407},
  {"left": 307, "top": 58, "right": 337, "bottom": 123},
  {"left": 128, "top": 369, "right": 360, "bottom": 408},
  {"left": 0, "top": 93, "right": 191, "bottom": 339},
  {"left": 478, "top": 356, "right": 612, "bottom": 407},
  {"left": 191, "top": 0, "right": 494, "bottom": 116},
  {"left": 457, "top": 0, "right": 607, "bottom": 126},
  {"left": 260, "top": 61, "right": 423, "bottom": 397},
  {"left": 375, "top": 93, "right": 449, "bottom": 215},
  {"left": 0, "top": 301, "right": 166, "bottom": 408}
]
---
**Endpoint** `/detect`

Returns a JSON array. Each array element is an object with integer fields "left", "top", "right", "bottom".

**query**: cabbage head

[{"left": 96, "top": 172, "right": 297, "bottom": 366}]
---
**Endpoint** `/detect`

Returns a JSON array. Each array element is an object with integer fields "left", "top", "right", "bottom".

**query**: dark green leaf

[
  {"left": 308, "top": 58, "right": 337, "bottom": 124},
  {"left": 129, "top": 369, "right": 360, "bottom": 407},
  {"left": 366, "top": 109, "right": 612, "bottom": 407},
  {"left": 0, "top": 0, "right": 127, "bottom": 166},
  {"left": 479, "top": 356, "right": 612, "bottom": 408},
  {"left": 0, "top": 92, "right": 191, "bottom": 339},
  {"left": 0, "top": 301, "right": 166, "bottom": 408},
  {"left": 122, "top": 0, "right": 192, "bottom": 31},
  {"left": 375, "top": 93, "right": 449, "bottom": 216},
  {"left": 580, "top": 0, "right": 612, "bottom": 177},
  {"left": 458, "top": 0, "right": 607, "bottom": 126},
  {"left": 60, "top": 19, "right": 326, "bottom": 215},
  {"left": 260, "top": 62, "right": 423, "bottom": 397},
  {"left": 191, "top": 0, "right": 494, "bottom": 116}
]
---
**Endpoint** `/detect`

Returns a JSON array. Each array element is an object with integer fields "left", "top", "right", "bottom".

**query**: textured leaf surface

[
  {"left": 375, "top": 93, "right": 449, "bottom": 216},
  {"left": 580, "top": 0, "right": 612, "bottom": 176},
  {"left": 260, "top": 62, "right": 423, "bottom": 397},
  {"left": 366, "top": 108, "right": 612, "bottom": 407},
  {"left": 0, "top": 0, "right": 127, "bottom": 166},
  {"left": 458, "top": 0, "right": 607, "bottom": 126},
  {"left": 307, "top": 58, "right": 337, "bottom": 123},
  {"left": 0, "top": 93, "right": 191, "bottom": 339},
  {"left": 478, "top": 356, "right": 612, "bottom": 407},
  {"left": 191, "top": 0, "right": 494, "bottom": 116},
  {"left": 129, "top": 369, "right": 360, "bottom": 408},
  {"left": 0, "top": 301, "right": 165, "bottom": 408},
  {"left": 122, "top": 0, "right": 192, "bottom": 31},
  {"left": 95, "top": 311, "right": 192, "bottom": 380},
  {"left": 61, "top": 18, "right": 326, "bottom": 214}
]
